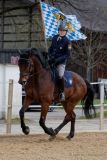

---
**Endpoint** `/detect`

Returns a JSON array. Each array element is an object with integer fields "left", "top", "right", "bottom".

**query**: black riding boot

[{"left": 58, "top": 78, "right": 65, "bottom": 101}]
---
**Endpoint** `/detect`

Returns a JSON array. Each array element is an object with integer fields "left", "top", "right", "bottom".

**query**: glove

[{"left": 54, "top": 56, "right": 66, "bottom": 65}]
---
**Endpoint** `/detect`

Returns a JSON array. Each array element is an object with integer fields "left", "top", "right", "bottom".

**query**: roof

[
  {"left": 0, "top": 0, "right": 36, "bottom": 18},
  {"left": 22, "top": 0, "right": 35, "bottom": 5},
  {"left": 48, "top": 0, "right": 107, "bottom": 32}
]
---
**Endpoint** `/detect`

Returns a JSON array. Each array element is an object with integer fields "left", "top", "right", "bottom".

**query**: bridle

[
  {"left": 19, "top": 57, "right": 42, "bottom": 86},
  {"left": 19, "top": 58, "right": 35, "bottom": 86},
  {"left": 19, "top": 58, "right": 33, "bottom": 75}
]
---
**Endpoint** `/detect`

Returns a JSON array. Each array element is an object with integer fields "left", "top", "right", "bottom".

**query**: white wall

[
  {"left": 0, "top": 64, "right": 22, "bottom": 119},
  {"left": 0, "top": 65, "right": 5, "bottom": 118}
]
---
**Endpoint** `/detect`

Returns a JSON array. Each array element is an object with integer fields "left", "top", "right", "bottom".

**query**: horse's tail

[{"left": 81, "top": 80, "right": 96, "bottom": 118}]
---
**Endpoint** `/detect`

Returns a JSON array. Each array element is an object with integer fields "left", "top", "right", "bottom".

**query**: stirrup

[{"left": 59, "top": 92, "right": 65, "bottom": 101}]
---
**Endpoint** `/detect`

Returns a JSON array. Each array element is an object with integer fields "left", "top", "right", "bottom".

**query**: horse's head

[
  {"left": 18, "top": 48, "right": 48, "bottom": 86},
  {"left": 18, "top": 53, "right": 34, "bottom": 86}
]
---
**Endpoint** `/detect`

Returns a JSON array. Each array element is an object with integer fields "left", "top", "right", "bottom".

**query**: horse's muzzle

[
  {"left": 18, "top": 80, "right": 22, "bottom": 85},
  {"left": 18, "top": 79, "right": 27, "bottom": 86},
  {"left": 22, "top": 80, "right": 27, "bottom": 86}
]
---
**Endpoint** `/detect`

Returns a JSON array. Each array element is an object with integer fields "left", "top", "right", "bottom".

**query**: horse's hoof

[
  {"left": 22, "top": 126, "right": 30, "bottom": 135},
  {"left": 54, "top": 129, "right": 58, "bottom": 135},
  {"left": 66, "top": 133, "right": 74, "bottom": 140},
  {"left": 48, "top": 128, "right": 55, "bottom": 136},
  {"left": 49, "top": 135, "right": 56, "bottom": 141},
  {"left": 66, "top": 135, "right": 72, "bottom": 140}
]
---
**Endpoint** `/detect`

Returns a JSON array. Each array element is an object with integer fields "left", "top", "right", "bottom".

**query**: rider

[{"left": 48, "top": 21, "right": 71, "bottom": 101}]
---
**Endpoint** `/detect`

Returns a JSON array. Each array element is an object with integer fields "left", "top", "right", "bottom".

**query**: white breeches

[{"left": 57, "top": 64, "right": 65, "bottom": 78}]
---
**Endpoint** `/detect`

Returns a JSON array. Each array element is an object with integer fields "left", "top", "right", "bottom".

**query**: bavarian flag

[{"left": 41, "top": 2, "right": 86, "bottom": 41}]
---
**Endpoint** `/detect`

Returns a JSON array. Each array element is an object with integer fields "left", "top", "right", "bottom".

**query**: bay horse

[{"left": 18, "top": 48, "right": 96, "bottom": 139}]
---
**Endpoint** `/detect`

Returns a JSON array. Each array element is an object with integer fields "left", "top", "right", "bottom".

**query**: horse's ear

[
  {"left": 18, "top": 49, "right": 22, "bottom": 56},
  {"left": 27, "top": 51, "right": 32, "bottom": 57},
  {"left": 18, "top": 50, "right": 24, "bottom": 60},
  {"left": 42, "top": 52, "right": 48, "bottom": 58},
  {"left": 24, "top": 49, "right": 32, "bottom": 57}
]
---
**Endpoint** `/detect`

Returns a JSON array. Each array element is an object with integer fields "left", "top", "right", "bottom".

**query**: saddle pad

[
  {"left": 51, "top": 68, "right": 73, "bottom": 88},
  {"left": 64, "top": 71, "right": 73, "bottom": 88}
]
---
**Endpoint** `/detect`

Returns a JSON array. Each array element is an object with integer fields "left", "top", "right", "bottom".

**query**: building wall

[
  {"left": 0, "top": 0, "right": 46, "bottom": 50},
  {"left": 0, "top": 64, "right": 22, "bottom": 119},
  {"left": 93, "top": 64, "right": 107, "bottom": 82}
]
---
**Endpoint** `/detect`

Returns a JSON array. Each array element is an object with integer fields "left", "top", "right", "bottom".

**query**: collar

[{"left": 57, "top": 36, "right": 62, "bottom": 41}]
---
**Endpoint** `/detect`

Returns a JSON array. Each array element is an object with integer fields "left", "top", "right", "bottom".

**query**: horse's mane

[
  {"left": 18, "top": 52, "right": 29, "bottom": 65},
  {"left": 29, "top": 48, "right": 47, "bottom": 67},
  {"left": 18, "top": 48, "right": 49, "bottom": 68}
]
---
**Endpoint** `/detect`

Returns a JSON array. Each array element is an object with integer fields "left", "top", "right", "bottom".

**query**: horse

[{"left": 18, "top": 48, "right": 96, "bottom": 139}]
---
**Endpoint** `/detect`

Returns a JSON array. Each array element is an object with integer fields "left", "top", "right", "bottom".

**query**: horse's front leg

[
  {"left": 19, "top": 96, "right": 32, "bottom": 135},
  {"left": 39, "top": 104, "right": 55, "bottom": 136}
]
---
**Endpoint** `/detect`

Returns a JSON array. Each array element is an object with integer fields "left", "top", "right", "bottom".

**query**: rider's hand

[{"left": 48, "top": 58, "right": 55, "bottom": 65}]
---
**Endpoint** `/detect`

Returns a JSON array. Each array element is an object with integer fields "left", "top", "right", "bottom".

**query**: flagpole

[{"left": 37, "top": 0, "right": 48, "bottom": 52}]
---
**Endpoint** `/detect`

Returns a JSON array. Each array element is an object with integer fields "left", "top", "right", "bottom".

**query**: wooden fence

[{"left": 4, "top": 80, "right": 107, "bottom": 134}]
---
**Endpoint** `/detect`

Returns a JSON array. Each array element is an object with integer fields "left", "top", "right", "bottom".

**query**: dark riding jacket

[{"left": 48, "top": 34, "right": 70, "bottom": 65}]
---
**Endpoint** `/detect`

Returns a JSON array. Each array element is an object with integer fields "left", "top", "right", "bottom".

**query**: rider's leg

[{"left": 57, "top": 64, "right": 65, "bottom": 101}]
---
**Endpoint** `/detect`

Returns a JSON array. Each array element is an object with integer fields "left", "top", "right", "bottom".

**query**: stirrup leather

[{"left": 59, "top": 92, "right": 65, "bottom": 101}]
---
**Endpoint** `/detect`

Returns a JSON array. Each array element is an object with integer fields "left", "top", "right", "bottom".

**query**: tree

[
  {"left": 48, "top": 0, "right": 107, "bottom": 81},
  {"left": 71, "top": 29, "right": 106, "bottom": 81}
]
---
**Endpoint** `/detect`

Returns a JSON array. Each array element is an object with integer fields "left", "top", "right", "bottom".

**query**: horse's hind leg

[
  {"left": 66, "top": 111, "right": 76, "bottom": 140},
  {"left": 54, "top": 114, "right": 71, "bottom": 135},
  {"left": 54, "top": 111, "right": 76, "bottom": 139},
  {"left": 19, "top": 96, "right": 32, "bottom": 135},
  {"left": 54, "top": 102, "right": 76, "bottom": 140}
]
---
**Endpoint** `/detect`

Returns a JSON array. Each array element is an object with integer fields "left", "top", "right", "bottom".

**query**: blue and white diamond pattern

[{"left": 41, "top": 2, "right": 86, "bottom": 41}]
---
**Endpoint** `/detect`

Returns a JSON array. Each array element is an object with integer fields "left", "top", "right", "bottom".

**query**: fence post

[
  {"left": 99, "top": 82, "right": 104, "bottom": 130},
  {"left": 6, "top": 79, "right": 13, "bottom": 134}
]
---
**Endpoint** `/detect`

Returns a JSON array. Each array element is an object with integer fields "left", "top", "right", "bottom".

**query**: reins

[{"left": 19, "top": 57, "right": 43, "bottom": 84}]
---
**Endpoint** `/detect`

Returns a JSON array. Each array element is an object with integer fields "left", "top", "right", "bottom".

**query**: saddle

[
  {"left": 25, "top": 49, "right": 73, "bottom": 88},
  {"left": 51, "top": 67, "right": 73, "bottom": 88}
]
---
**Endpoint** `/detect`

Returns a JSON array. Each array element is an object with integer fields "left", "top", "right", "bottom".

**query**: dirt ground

[{"left": 0, "top": 132, "right": 107, "bottom": 160}]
